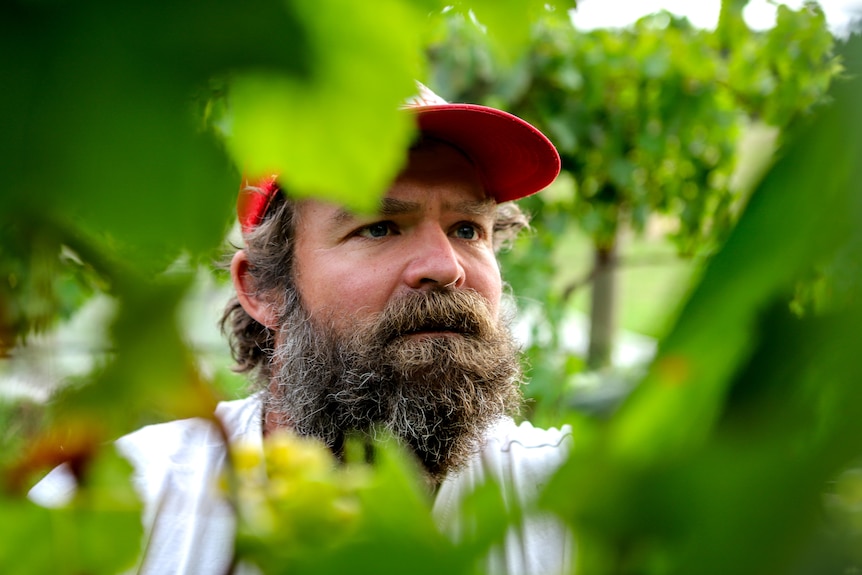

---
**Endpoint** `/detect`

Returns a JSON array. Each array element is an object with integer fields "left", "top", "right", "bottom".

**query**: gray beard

[{"left": 263, "top": 288, "right": 523, "bottom": 484}]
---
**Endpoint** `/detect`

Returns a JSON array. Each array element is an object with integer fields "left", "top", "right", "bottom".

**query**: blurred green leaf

[
  {"left": 224, "top": 0, "right": 426, "bottom": 214},
  {"left": 49, "top": 272, "right": 221, "bottom": 436},
  {"left": 0, "top": 448, "right": 142, "bottom": 575},
  {"left": 542, "top": 33, "right": 862, "bottom": 575}
]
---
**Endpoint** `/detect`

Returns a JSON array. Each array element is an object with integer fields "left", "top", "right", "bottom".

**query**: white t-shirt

[{"left": 30, "top": 395, "right": 572, "bottom": 575}]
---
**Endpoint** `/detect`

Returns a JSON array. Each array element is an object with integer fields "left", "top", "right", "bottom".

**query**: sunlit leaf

[{"left": 224, "top": 0, "right": 426, "bottom": 214}]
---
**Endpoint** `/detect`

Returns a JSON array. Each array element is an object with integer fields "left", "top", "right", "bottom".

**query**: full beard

[{"left": 263, "top": 288, "right": 523, "bottom": 485}]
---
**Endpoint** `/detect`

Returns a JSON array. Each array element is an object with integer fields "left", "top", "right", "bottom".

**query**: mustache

[{"left": 372, "top": 288, "right": 497, "bottom": 342}]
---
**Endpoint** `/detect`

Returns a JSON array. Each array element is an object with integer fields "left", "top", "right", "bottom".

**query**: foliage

[
  {"left": 2, "top": 0, "right": 862, "bottom": 574},
  {"left": 1, "top": 449, "right": 142, "bottom": 574},
  {"left": 428, "top": 1, "right": 840, "bottom": 371},
  {"left": 229, "top": 432, "right": 513, "bottom": 574}
]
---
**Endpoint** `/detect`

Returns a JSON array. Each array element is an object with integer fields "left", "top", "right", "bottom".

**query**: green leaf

[
  {"left": 1, "top": 449, "right": 142, "bottom": 575},
  {"left": 224, "top": 0, "right": 426, "bottom": 214}
]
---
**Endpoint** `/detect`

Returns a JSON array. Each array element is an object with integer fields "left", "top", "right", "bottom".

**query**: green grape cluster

[{"left": 229, "top": 431, "right": 368, "bottom": 569}]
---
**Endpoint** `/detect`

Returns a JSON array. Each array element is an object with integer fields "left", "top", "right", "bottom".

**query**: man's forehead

[{"left": 301, "top": 139, "right": 497, "bottom": 226}]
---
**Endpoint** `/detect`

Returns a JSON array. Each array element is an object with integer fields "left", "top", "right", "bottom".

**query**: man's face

[
  {"left": 260, "top": 140, "right": 522, "bottom": 482},
  {"left": 291, "top": 140, "right": 503, "bottom": 335}
]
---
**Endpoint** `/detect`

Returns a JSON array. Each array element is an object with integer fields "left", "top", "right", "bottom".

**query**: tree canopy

[{"left": 429, "top": 1, "right": 839, "bottom": 370}]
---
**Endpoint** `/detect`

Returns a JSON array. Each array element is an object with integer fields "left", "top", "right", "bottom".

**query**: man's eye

[
  {"left": 358, "top": 222, "right": 395, "bottom": 238},
  {"left": 453, "top": 223, "right": 481, "bottom": 240}
]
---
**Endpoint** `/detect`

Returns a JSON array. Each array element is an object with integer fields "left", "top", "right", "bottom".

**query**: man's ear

[{"left": 231, "top": 250, "right": 279, "bottom": 329}]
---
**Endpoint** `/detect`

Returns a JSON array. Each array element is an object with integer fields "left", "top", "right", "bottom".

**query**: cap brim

[{"left": 410, "top": 104, "right": 560, "bottom": 203}]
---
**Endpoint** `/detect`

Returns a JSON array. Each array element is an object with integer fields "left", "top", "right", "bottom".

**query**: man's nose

[{"left": 403, "top": 225, "right": 465, "bottom": 290}]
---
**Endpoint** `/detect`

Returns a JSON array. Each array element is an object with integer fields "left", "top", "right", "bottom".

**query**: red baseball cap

[{"left": 237, "top": 82, "right": 561, "bottom": 233}]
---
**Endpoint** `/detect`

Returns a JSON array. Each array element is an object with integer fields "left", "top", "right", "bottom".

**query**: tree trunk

[{"left": 587, "top": 239, "right": 618, "bottom": 370}]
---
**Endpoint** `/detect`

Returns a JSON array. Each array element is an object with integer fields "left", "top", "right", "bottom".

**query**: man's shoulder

[
  {"left": 118, "top": 395, "right": 262, "bottom": 496},
  {"left": 117, "top": 393, "right": 262, "bottom": 460},
  {"left": 30, "top": 394, "right": 262, "bottom": 507}
]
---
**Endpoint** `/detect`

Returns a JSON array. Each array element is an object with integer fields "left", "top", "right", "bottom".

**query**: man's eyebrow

[
  {"left": 447, "top": 198, "right": 497, "bottom": 218},
  {"left": 330, "top": 198, "right": 420, "bottom": 225},
  {"left": 381, "top": 197, "right": 497, "bottom": 217},
  {"left": 379, "top": 197, "right": 423, "bottom": 216},
  {"left": 331, "top": 196, "right": 496, "bottom": 224}
]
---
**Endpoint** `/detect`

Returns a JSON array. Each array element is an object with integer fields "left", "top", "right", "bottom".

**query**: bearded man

[{"left": 31, "top": 84, "right": 573, "bottom": 575}]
